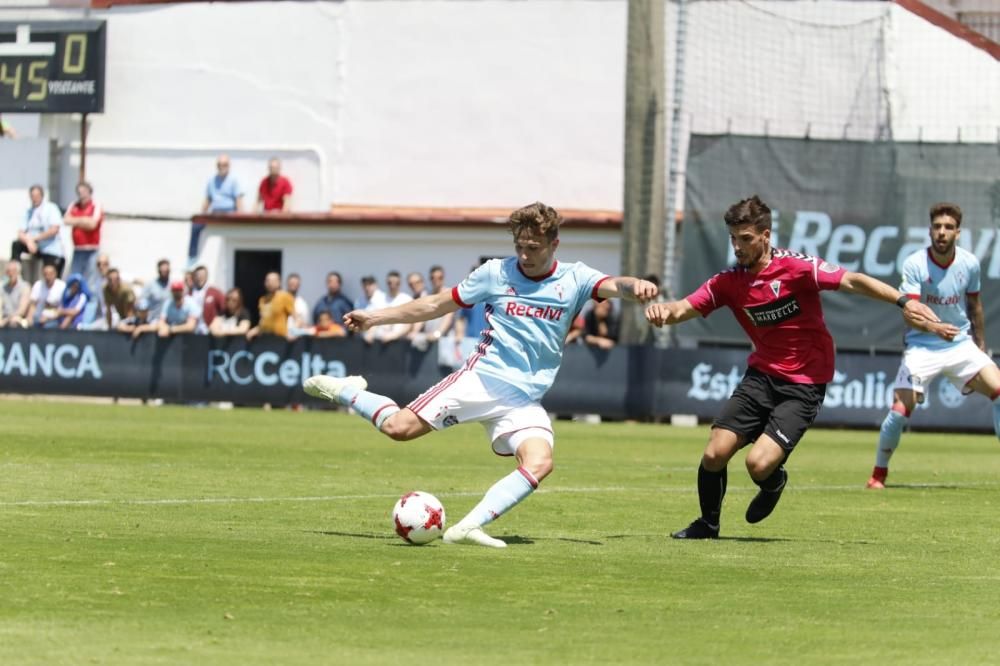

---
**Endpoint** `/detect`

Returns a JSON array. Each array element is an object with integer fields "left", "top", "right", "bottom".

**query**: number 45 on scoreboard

[{"left": 0, "top": 21, "right": 106, "bottom": 114}]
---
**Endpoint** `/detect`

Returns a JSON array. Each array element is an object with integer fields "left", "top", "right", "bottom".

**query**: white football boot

[
  {"left": 442, "top": 523, "right": 507, "bottom": 549},
  {"left": 303, "top": 374, "right": 368, "bottom": 404}
]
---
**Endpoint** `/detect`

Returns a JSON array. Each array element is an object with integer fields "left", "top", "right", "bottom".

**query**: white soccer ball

[{"left": 392, "top": 491, "right": 446, "bottom": 545}]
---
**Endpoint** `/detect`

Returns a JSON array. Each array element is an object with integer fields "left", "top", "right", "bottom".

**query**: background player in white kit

[
  {"left": 304, "top": 202, "right": 658, "bottom": 547},
  {"left": 867, "top": 202, "right": 1000, "bottom": 489}
]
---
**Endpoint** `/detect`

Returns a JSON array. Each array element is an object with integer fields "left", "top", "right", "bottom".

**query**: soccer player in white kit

[
  {"left": 867, "top": 202, "right": 1000, "bottom": 489},
  {"left": 304, "top": 202, "right": 658, "bottom": 547}
]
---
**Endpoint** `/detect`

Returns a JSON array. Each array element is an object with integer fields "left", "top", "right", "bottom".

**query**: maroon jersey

[{"left": 686, "top": 248, "right": 847, "bottom": 384}]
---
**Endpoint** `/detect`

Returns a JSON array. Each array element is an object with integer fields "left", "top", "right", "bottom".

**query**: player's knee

[
  {"left": 381, "top": 415, "right": 417, "bottom": 441},
  {"left": 701, "top": 448, "right": 730, "bottom": 471},
  {"left": 744, "top": 452, "right": 777, "bottom": 480},
  {"left": 525, "top": 457, "right": 553, "bottom": 482}
]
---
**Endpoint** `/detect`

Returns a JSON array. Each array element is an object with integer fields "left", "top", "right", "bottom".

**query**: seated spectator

[
  {"left": 190, "top": 265, "right": 225, "bottom": 334},
  {"left": 157, "top": 280, "right": 199, "bottom": 338},
  {"left": 312, "top": 271, "right": 353, "bottom": 329},
  {"left": 257, "top": 157, "right": 293, "bottom": 212},
  {"left": 582, "top": 299, "right": 621, "bottom": 350},
  {"left": 103, "top": 268, "right": 136, "bottom": 329},
  {"left": 210, "top": 288, "right": 252, "bottom": 337},
  {"left": 312, "top": 311, "right": 347, "bottom": 338},
  {"left": 29, "top": 263, "right": 66, "bottom": 328},
  {"left": 12, "top": 185, "right": 65, "bottom": 276},
  {"left": 56, "top": 273, "right": 91, "bottom": 330},
  {"left": 286, "top": 272, "right": 309, "bottom": 329},
  {"left": 193, "top": 154, "right": 243, "bottom": 261},
  {"left": 246, "top": 271, "right": 295, "bottom": 340},
  {"left": 139, "top": 259, "right": 172, "bottom": 322},
  {"left": 1, "top": 259, "right": 31, "bottom": 328},
  {"left": 63, "top": 181, "right": 104, "bottom": 295},
  {"left": 288, "top": 308, "right": 349, "bottom": 340},
  {"left": 365, "top": 270, "right": 412, "bottom": 344}
]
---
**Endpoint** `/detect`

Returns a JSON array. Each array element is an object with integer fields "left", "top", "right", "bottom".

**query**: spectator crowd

[{"left": 3, "top": 155, "right": 631, "bottom": 355}]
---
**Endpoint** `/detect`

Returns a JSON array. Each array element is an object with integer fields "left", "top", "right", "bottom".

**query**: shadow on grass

[
  {"left": 308, "top": 530, "right": 395, "bottom": 540},
  {"left": 499, "top": 535, "right": 604, "bottom": 546},
  {"left": 305, "top": 531, "right": 602, "bottom": 547},
  {"left": 605, "top": 533, "right": 875, "bottom": 545}
]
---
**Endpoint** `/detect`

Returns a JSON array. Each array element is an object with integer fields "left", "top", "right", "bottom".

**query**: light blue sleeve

[
  {"left": 231, "top": 178, "right": 244, "bottom": 198},
  {"left": 899, "top": 255, "right": 922, "bottom": 296},
  {"left": 455, "top": 262, "right": 496, "bottom": 307},
  {"left": 966, "top": 255, "right": 981, "bottom": 294},
  {"left": 205, "top": 179, "right": 213, "bottom": 200},
  {"left": 187, "top": 301, "right": 202, "bottom": 320},
  {"left": 573, "top": 262, "right": 611, "bottom": 312}
]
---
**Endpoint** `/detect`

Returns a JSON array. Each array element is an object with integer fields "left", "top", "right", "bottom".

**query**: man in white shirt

[
  {"left": 29, "top": 263, "right": 66, "bottom": 328},
  {"left": 285, "top": 273, "right": 310, "bottom": 331}
]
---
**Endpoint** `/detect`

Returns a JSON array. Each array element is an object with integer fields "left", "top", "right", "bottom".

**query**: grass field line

[{"left": 4, "top": 480, "right": 1000, "bottom": 508}]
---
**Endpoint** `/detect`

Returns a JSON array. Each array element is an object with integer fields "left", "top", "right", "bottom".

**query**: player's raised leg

[
  {"left": 444, "top": 431, "right": 552, "bottom": 549},
  {"left": 672, "top": 427, "right": 742, "bottom": 539},
  {"left": 868, "top": 390, "right": 917, "bottom": 489},
  {"left": 744, "top": 435, "right": 788, "bottom": 523},
  {"left": 304, "top": 374, "right": 431, "bottom": 439}
]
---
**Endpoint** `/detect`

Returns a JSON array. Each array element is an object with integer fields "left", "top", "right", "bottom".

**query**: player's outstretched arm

[
  {"left": 344, "top": 289, "right": 460, "bottom": 333},
  {"left": 838, "top": 271, "right": 956, "bottom": 340},
  {"left": 645, "top": 299, "right": 701, "bottom": 327},
  {"left": 596, "top": 276, "right": 659, "bottom": 303}
]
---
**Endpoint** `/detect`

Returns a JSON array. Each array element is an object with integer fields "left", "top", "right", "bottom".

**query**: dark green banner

[{"left": 679, "top": 134, "right": 1000, "bottom": 351}]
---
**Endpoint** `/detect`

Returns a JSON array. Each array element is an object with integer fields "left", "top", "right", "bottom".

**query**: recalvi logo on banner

[{"left": 726, "top": 211, "right": 1000, "bottom": 279}]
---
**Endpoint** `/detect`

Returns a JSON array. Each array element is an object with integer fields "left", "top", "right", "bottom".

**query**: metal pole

[
  {"left": 80, "top": 113, "right": 88, "bottom": 182},
  {"left": 662, "top": 0, "right": 688, "bottom": 302}
]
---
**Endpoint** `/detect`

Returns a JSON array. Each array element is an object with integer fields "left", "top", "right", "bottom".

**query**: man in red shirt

[
  {"left": 64, "top": 181, "right": 104, "bottom": 295},
  {"left": 256, "top": 157, "right": 293, "bottom": 212},
  {"left": 646, "top": 195, "right": 942, "bottom": 539}
]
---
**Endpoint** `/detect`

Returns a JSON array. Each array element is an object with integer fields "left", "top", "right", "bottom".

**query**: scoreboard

[{"left": 0, "top": 21, "right": 106, "bottom": 114}]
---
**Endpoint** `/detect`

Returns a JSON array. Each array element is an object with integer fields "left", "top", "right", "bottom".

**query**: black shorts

[{"left": 713, "top": 367, "right": 826, "bottom": 452}]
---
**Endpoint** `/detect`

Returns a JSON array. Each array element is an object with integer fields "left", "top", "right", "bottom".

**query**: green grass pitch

[{"left": 2, "top": 400, "right": 999, "bottom": 665}]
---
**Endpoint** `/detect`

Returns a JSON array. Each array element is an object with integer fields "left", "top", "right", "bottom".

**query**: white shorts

[
  {"left": 894, "top": 339, "right": 995, "bottom": 396},
  {"left": 407, "top": 369, "right": 554, "bottom": 457}
]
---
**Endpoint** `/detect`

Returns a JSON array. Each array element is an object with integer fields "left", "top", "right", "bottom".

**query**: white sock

[
  {"left": 458, "top": 467, "right": 538, "bottom": 528},
  {"left": 876, "top": 407, "right": 908, "bottom": 468}
]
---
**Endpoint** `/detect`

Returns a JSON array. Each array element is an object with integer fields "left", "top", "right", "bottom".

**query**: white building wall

[{"left": 0, "top": 0, "right": 996, "bottom": 288}]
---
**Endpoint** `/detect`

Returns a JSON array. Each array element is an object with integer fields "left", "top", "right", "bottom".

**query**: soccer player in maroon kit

[{"left": 646, "top": 196, "right": 941, "bottom": 539}]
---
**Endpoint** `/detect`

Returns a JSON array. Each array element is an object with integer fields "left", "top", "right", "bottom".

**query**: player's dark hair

[
  {"left": 29, "top": 184, "right": 44, "bottom": 197},
  {"left": 929, "top": 202, "right": 962, "bottom": 227},
  {"left": 429, "top": 265, "right": 443, "bottom": 275},
  {"left": 77, "top": 181, "right": 93, "bottom": 194},
  {"left": 509, "top": 202, "right": 561, "bottom": 241},
  {"left": 327, "top": 270, "right": 342, "bottom": 281},
  {"left": 387, "top": 270, "right": 401, "bottom": 279},
  {"left": 724, "top": 195, "right": 772, "bottom": 232}
]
